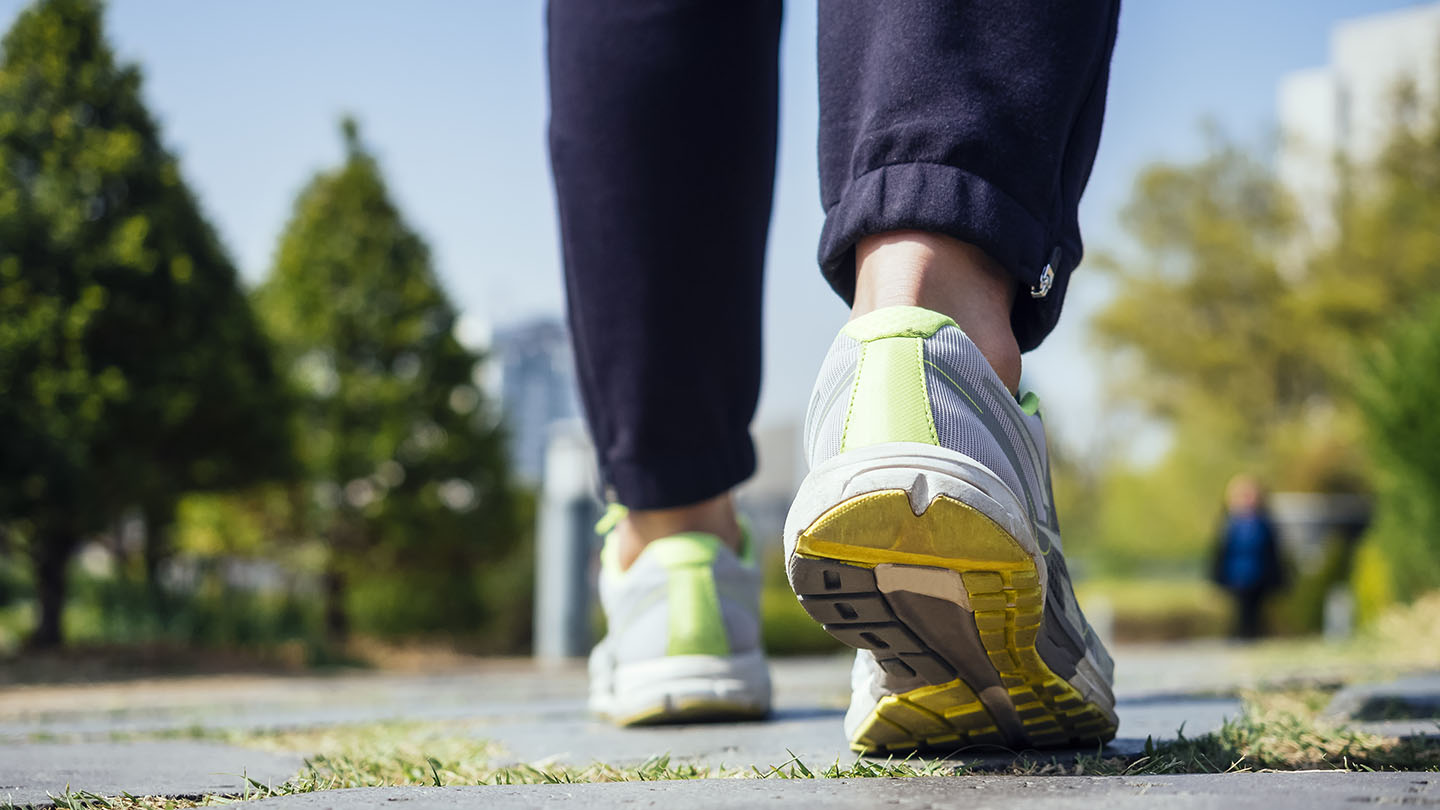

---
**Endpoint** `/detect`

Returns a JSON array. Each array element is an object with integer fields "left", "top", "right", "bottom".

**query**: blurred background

[{"left": 2, "top": 0, "right": 1439, "bottom": 673}]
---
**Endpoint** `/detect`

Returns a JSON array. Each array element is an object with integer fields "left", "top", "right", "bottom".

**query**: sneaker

[
  {"left": 783, "top": 306, "right": 1118, "bottom": 754},
  {"left": 589, "top": 505, "right": 772, "bottom": 725}
]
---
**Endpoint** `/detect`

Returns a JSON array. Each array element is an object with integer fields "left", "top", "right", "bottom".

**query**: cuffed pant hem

[
  {"left": 817, "top": 161, "right": 1079, "bottom": 353},
  {"left": 600, "top": 431, "right": 756, "bottom": 511}
]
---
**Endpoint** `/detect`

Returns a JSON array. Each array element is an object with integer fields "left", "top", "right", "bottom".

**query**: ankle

[
  {"left": 614, "top": 493, "right": 742, "bottom": 571},
  {"left": 852, "top": 231, "right": 1022, "bottom": 394}
]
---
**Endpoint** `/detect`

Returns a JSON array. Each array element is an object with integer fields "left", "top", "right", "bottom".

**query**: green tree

[
  {"left": 1085, "top": 87, "right": 1440, "bottom": 611},
  {"left": 255, "top": 119, "right": 522, "bottom": 642},
  {"left": 1355, "top": 299, "right": 1440, "bottom": 607},
  {"left": 1308, "top": 80, "right": 1440, "bottom": 342},
  {"left": 0, "top": 0, "right": 290, "bottom": 647},
  {"left": 1091, "top": 135, "right": 1332, "bottom": 465},
  {"left": 1335, "top": 83, "right": 1440, "bottom": 612}
]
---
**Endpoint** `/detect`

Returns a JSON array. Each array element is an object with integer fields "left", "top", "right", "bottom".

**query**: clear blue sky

[{"left": 2, "top": 0, "right": 1425, "bottom": 454}]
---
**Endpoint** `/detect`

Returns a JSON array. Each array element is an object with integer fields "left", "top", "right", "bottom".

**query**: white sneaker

[
  {"left": 589, "top": 506, "right": 771, "bottom": 725},
  {"left": 785, "top": 306, "right": 1117, "bottom": 754}
]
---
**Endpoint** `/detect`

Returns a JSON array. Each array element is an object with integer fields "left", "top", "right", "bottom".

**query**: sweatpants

[{"left": 547, "top": 0, "right": 1121, "bottom": 510}]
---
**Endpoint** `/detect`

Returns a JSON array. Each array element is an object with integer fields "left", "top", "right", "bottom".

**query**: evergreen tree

[
  {"left": 255, "top": 119, "right": 521, "bottom": 641},
  {"left": 0, "top": 0, "right": 290, "bottom": 647}
]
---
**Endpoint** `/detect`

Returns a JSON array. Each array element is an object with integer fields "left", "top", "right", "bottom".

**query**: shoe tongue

[
  {"left": 639, "top": 533, "right": 724, "bottom": 569},
  {"left": 842, "top": 307, "right": 958, "bottom": 342}
]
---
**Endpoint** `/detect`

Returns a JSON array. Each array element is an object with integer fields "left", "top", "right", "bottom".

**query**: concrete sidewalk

[
  {"left": 4, "top": 645, "right": 1425, "bottom": 807},
  {"left": 242, "top": 772, "right": 1439, "bottom": 810}
]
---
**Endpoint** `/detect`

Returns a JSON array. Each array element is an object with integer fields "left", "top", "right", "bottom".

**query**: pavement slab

[
  {"left": 0, "top": 740, "right": 303, "bottom": 808},
  {"left": 0, "top": 651, "right": 1253, "bottom": 805},
  {"left": 1328, "top": 674, "right": 1440, "bottom": 722},
  {"left": 479, "top": 695, "right": 1241, "bottom": 769},
  {"left": 243, "top": 772, "right": 1440, "bottom": 810}
]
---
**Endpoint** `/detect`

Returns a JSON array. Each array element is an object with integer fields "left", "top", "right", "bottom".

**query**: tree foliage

[
  {"left": 0, "top": 0, "right": 290, "bottom": 646},
  {"left": 254, "top": 120, "right": 523, "bottom": 640},
  {"left": 1086, "top": 86, "right": 1440, "bottom": 607},
  {"left": 1091, "top": 135, "right": 1336, "bottom": 462},
  {"left": 1343, "top": 87, "right": 1440, "bottom": 608},
  {"left": 1355, "top": 298, "right": 1440, "bottom": 605}
]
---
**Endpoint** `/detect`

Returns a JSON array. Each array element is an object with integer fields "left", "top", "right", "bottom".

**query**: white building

[
  {"left": 1278, "top": 2, "right": 1440, "bottom": 248},
  {"left": 490, "top": 318, "right": 581, "bottom": 485}
]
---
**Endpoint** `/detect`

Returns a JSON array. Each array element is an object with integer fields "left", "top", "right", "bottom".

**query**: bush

[
  {"left": 63, "top": 561, "right": 322, "bottom": 649},
  {"left": 1354, "top": 297, "right": 1440, "bottom": 609},
  {"left": 1350, "top": 536, "right": 1397, "bottom": 626}
]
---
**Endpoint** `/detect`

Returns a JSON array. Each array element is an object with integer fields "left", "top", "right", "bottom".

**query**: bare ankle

[
  {"left": 615, "top": 493, "right": 742, "bottom": 570},
  {"left": 852, "top": 231, "right": 1022, "bottom": 394}
]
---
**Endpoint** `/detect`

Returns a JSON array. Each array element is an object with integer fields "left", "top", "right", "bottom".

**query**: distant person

[
  {"left": 548, "top": 1, "right": 1121, "bottom": 753},
  {"left": 1211, "top": 475, "right": 1286, "bottom": 639}
]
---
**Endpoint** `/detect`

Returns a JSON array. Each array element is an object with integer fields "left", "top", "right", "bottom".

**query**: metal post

[{"left": 533, "top": 421, "right": 598, "bottom": 660}]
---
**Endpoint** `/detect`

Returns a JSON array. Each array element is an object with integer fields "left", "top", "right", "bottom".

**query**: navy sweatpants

[{"left": 547, "top": 1, "right": 1121, "bottom": 510}]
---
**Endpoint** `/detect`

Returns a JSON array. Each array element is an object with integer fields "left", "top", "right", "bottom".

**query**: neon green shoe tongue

[{"left": 842, "top": 306, "right": 958, "bottom": 342}]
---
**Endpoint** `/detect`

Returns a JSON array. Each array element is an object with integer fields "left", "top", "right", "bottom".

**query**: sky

[{"left": 2, "top": 0, "right": 1427, "bottom": 456}]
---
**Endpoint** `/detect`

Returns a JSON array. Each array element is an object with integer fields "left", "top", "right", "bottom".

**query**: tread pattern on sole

[
  {"left": 790, "top": 489, "right": 1118, "bottom": 754},
  {"left": 853, "top": 679, "right": 1006, "bottom": 754},
  {"left": 962, "top": 568, "right": 1116, "bottom": 747}
]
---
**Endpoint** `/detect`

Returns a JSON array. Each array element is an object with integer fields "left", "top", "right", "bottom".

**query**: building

[
  {"left": 1278, "top": 2, "right": 1440, "bottom": 248},
  {"left": 489, "top": 317, "right": 582, "bottom": 486}
]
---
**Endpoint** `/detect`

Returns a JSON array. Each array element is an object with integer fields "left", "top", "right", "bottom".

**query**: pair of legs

[{"left": 548, "top": 0, "right": 1120, "bottom": 551}]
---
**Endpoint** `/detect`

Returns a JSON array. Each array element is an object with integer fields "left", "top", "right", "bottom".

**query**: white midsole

[
  {"left": 590, "top": 650, "right": 771, "bottom": 718},
  {"left": 782, "top": 441, "right": 1047, "bottom": 595}
]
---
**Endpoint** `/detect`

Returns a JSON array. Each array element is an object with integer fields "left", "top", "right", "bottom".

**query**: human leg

[
  {"left": 817, "top": 0, "right": 1121, "bottom": 352},
  {"left": 786, "top": 0, "right": 1123, "bottom": 753},
  {"left": 547, "top": 0, "right": 780, "bottom": 724},
  {"left": 548, "top": 0, "right": 778, "bottom": 531},
  {"left": 1236, "top": 588, "right": 1265, "bottom": 639}
]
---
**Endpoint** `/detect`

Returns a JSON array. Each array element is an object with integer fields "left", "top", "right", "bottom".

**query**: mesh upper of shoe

[{"left": 805, "top": 326, "right": 1027, "bottom": 508}]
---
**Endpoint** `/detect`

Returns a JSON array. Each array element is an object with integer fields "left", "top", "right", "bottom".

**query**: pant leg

[
  {"left": 816, "top": 0, "right": 1122, "bottom": 352},
  {"left": 547, "top": 0, "right": 780, "bottom": 509}
]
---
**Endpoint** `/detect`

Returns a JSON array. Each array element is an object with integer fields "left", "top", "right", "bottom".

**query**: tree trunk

[
  {"left": 27, "top": 528, "right": 75, "bottom": 650},
  {"left": 141, "top": 500, "right": 175, "bottom": 623},
  {"left": 323, "top": 564, "right": 349, "bottom": 643}
]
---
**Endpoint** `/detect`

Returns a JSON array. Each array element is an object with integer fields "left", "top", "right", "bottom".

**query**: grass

[
  {"left": 7, "top": 687, "right": 1437, "bottom": 810},
  {"left": 1015, "top": 688, "right": 1440, "bottom": 776}
]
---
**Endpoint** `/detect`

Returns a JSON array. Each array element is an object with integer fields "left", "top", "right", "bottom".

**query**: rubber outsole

[{"left": 790, "top": 488, "right": 1117, "bottom": 755}]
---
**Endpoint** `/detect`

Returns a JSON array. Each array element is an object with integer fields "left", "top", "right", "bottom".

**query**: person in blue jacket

[{"left": 1212, "top": 475, "right": 1287, "bottom": 639}]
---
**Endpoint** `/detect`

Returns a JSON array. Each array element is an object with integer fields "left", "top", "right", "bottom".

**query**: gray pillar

[{"left": 533, "top": 421, "right": 598, "bottom": 660}]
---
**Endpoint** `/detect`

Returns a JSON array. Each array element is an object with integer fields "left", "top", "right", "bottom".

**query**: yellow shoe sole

[{"left": 790, "top": 488, "right": 1117, "bottom": 755}]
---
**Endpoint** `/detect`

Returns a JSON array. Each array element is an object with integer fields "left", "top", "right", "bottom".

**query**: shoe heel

[{"left": 788, "top": 487, "right": 1116, "bottom": 753}]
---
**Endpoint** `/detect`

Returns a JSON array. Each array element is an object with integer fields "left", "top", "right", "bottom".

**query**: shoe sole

[
  {"left": 594, "top": 651, "right": 771, "bottom": 727},
  {"left": 785, "top": 444, "right": 1118, "bottom": 755},
  {"left": 612, "top": 698, "right": 769, "bottom": 727}
]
